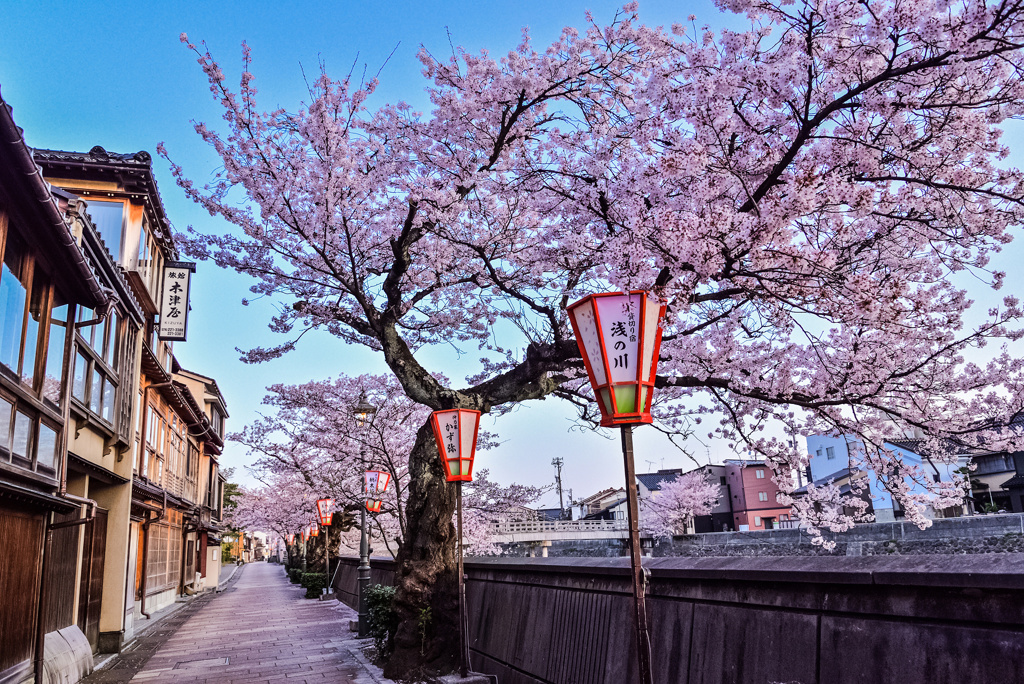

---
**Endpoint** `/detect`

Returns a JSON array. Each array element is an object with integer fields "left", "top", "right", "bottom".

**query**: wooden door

[{"left": 78, "top": 508, "right": 107, "bottom": 651}]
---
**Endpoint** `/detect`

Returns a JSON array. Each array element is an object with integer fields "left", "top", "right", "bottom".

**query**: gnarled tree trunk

[{"left": 383, "top": 419, "right": 461, "bottom": 679}]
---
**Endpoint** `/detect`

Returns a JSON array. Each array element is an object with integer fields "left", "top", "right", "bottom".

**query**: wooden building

[
  {"left": 31, "top": 144, "right": 228, "bottom": 666},
  {"left": 0, "top": 88, "right": 112, "bottom": 684}
]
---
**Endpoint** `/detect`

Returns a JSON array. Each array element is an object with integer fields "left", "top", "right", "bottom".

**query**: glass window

[
  {"left": 36, "top": 422, "right": 57, "bottom": 470},
  {"left": 102, "top": 378, "right": 115, "bottom": 423},
  {"left": 759, "top": 491, "right": 768, "bottom": 501},
  {"left": 0, "top": 242, "right": 28, "bottom": 374},
  {"left": 73, "top": 350, "right": 88, "bottom": 402},
  {"left": 104, "top": 311, "right": 118, "bottom": 366},
  {"left": 85, "top": 200, "right": 125, "bottom": 259},
  {"left": 12, "top": 410, "right": 31, "bottom": 459},
  {"left": 826, "top": 446, "right": 835, "bottom": 459},
  {"left": 756, "top": 469, "right": 765, "bottom": 479},
  {"left": 90, "top": 368, "right": 102, "bottom": 414},
  {"left": 22, "top": 272, "right": 47, "bottom": 386},
  {"left": 0, "top": 396, "right": 11, "bottom": 457},
  {"left": 78, "top": 307, "right": 96, "bottom": 347},
  {"left": 754, "top": 516, "right": 761, "bottom": 526},
  {"left": 43, "top": 303, "right": 68, "bottom": 406}
]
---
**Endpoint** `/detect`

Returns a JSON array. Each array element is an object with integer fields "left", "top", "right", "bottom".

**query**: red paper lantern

[
  {"left": 316, "top": 498, "right": 334, "bottom": 526},
  {"left": 310, "top": 521, "right": 319, "bottom": 537},
  {"left": 430, "top": 409, "right": 481, "bottom": 482},
  {"left": 567, "top": 291, "right": 666, "bottom": 427},
  {"left": 287, "top": 534, "right": 295, "bottom": 544},
  {"left": 365, "top": 499, "right": 384, "bottom": 512}
]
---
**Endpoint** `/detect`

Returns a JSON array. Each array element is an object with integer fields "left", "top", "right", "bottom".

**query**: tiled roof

[
  {"left": 792, "top": 468, "right": 853, "bottom": 495},
  {"left": 1001, "top": 473, "right": 1024, "bottom": 489},
  {"left": 32, "top": 145, "right": 179, "bottom": 260},
  {"left": 0, "top": 88, "right": 107, "bottom": 308},
  {"left": 637, "top": 470, "right": 682, "bottom": 492}
]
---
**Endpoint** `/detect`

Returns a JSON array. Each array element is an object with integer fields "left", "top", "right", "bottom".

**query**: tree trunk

[{"left": 383, "top": 418, "right": 460, "bottom": 679}]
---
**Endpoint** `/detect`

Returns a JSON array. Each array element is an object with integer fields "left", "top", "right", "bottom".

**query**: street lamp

[
  {"left": 430, "top": 407, "right": 481, "bottom": 678},
  {"left": 353, "top": 394, "right": 378, "bottom": 638},
  {"left": 567, "top": 290, "right": 666, "bottom": 684},
  {"left": 317, "top": 498, "right": 334, "bottom": 580}
]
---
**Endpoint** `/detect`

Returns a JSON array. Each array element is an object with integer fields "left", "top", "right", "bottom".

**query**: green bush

[
  {"left": 301, "top": 572, "right": 328, "bottom": 599},
  {"left": 365, "top": 584, "right": 398, "bottom": 660},
  {"left": 288, "top": 568, "right": 303, "bottom": 584}
]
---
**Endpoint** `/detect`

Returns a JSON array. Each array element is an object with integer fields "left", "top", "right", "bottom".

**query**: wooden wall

[
  {"left": 42, "top": 509, "right": 81, "bottom": 634},
  {"left": 334, "top": 554, "right": 1024, "bottom": 684},
  {"left": 0, "top": 504, "right": 44, "bottom": 676}
]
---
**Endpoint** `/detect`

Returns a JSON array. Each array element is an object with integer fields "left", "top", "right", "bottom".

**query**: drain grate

[{"left": 173, "top": 657, "right": 229, "bottom": 669}]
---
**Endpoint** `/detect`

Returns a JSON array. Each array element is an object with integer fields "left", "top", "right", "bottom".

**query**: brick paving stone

[{"left": 85, "top": 562, "right": 392, "bottom": 684}]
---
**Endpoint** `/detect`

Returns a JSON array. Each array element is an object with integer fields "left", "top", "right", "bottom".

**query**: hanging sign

[{"left": 158, "top": 261, "right": 196, "bottom": 341}]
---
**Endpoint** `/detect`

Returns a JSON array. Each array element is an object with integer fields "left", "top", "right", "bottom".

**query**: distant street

[{"left": 86, "top": 563, "right": 386, "bottom": 684}]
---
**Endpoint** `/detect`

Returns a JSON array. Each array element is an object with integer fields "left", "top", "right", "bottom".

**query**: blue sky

[{"left": 3, "top": 1, "right": 1023, "bottom": 507}]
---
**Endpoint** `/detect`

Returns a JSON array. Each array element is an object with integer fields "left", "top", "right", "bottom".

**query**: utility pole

[{"left": 552, "top": 457, "right": 565, "bottom": 517}]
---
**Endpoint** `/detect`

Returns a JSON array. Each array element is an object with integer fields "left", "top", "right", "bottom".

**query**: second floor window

[
  {"left": 826, "top": 446, "right": 836, "bottom": 459},
  {"left": 84, "top": 199, "right": 125, "bottom": 261},
  {"left": 73, "top": 307, "right": 121, "bottom": 427}
]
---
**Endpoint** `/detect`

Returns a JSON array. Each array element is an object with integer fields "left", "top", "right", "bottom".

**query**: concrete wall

[{"left": 335, "top": 553, "right": 1024, "bottom": 684}]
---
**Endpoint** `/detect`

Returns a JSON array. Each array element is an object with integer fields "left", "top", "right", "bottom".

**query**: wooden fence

[{"left": 333, "top": 553, "right": 1024, "bottom": 684}]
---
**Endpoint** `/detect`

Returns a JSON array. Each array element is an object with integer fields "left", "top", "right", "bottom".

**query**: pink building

[{"left": 723, "top": 459, "right": 792, "bottom": 531}]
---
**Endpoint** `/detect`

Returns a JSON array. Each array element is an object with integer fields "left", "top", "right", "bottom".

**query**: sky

[{"left": 3, "top": 0, "right": 1023, "bottom": 510}]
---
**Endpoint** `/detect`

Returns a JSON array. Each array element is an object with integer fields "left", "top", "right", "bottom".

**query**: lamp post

[
  {"left": 316, "top": 498, "right": 334, "bottom": 582},
  {"left": 567, "top": 290, "right": 666, "bottom": 684},
  {"left": 430, "top": 408, "right": 481, "bottom": 678},
  {"left": 353, "top": 394, "right": 377, "bottom": 638}
]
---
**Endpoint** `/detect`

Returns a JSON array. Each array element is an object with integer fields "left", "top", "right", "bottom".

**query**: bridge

[{"left": 488, "top": 519, "right": 629, "bottom": 543}]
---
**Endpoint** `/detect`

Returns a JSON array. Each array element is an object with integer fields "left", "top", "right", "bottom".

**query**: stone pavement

[{"left": 85, "top": 562, "right": 392, "bottom": 684}]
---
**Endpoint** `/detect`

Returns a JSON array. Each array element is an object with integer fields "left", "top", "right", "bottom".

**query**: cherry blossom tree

[
  {"left": 233, "top": 373, "right": 545, "bottom": 558},
  {"left": 640, "top": 471, "right": 721, "bottom": 538},
  {"left": 167, "top": 0, "right": 1024, "bottom": 674}
]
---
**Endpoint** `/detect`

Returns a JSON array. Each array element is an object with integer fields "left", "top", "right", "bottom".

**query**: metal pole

[
  {"left": 457, "top": 481, "right": 470, "bottom": 677},
  {"left": 621, "top": 424, "right": 654, "bottom": 684},
  {"left": 358, "top": 506, "right": 370, "bottom": 637}
]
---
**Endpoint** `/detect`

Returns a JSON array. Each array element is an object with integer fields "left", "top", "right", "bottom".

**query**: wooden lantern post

[
  {"left": 430, "top": 408, "right": 481, "bottom": 678},
  {"left": 567, "top": 290, "right": 666, "bottom": 684}
]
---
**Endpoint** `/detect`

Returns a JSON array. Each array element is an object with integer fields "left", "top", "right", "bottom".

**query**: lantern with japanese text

[
  {"left": 310, "top": 521, "right": 319, "bottom": 537},
  {"left": 287, "top": 534, "right": 295, "bottom": 545},
  {"left": 316, "top": 498, "right": 334, "bottom": 526},
  {"left": 364, "top": 470, "right": 391, "bottom": 513},
  {"left": 430, "top": 409, "right": 481, "bottom": 482},
  {"left": 566, "top": 291, "right": 666, "bottom": 427}
]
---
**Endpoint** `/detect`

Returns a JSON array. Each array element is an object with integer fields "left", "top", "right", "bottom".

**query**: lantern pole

[
  {"left": 456, "top": 480, "right": 470, "bottom": 678},
  {"left": 358, "top": 502, "right": 371, "bottom": 637},
  {"left": 621, "top": 424, "right": 653, "bottom": 684}
]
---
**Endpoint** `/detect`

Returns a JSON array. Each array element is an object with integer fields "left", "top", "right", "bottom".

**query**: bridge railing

[{"left": 489, "top": 519, "right": 628, "bottom": 535}]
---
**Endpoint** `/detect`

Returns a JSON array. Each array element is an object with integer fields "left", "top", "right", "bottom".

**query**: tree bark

[{"left": 383, "top": 418, "right": 461, "bottom": 679}]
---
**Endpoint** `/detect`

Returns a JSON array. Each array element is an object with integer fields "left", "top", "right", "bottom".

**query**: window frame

[{"left": 71, "top": 306, "right": 122, "bottom": 431}]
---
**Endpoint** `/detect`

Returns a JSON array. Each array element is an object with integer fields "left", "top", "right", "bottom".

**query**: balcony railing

[{"left": 489, "top": 519, "right": 628, "bottom": 535}]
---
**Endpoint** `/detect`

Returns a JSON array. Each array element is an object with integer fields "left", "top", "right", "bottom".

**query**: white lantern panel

[
  {"left": 570, "top": 299, "right": 607, "bottom": 386},
  {"left": 436, "top": 411, "right": 460, "bottom": 460},
  {"left": 594, "top": 293, "right": 641, "bottom": 384},
  {"left": 365, "top": 471, "right": 379, "bottom": 495},
  {"left": 640, "top": 294, "right": 661, "bottom": 382},
  {"left": 459, "top": 411, "right": 478, "bottom": 468}
]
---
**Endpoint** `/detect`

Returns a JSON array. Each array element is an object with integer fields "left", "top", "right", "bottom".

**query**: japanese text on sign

[{"left": 158, "top": 262, "right": 196, "bottom": 341}]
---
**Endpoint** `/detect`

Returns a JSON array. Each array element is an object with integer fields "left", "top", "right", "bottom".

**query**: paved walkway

[{"left": 87, "top": 562, "right": 390, "bottom": 684}]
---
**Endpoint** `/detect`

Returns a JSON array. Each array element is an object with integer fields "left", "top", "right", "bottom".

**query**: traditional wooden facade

[
  {"left": 30, "top": 144, "right": 228, "bottom": 667},
  {"left": 0, "top": 88, "right": 111, "bottom": 684}
]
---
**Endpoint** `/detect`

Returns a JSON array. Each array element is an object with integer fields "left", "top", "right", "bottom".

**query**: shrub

[
  {"left": 364, "top": 584, "right": 398, "bottom": 660},
  {"left": 288, "top": 568, "right": 303, "bottom": 584},
  {"left": 301, "top": 572, "right": 328, "bottom": 598}
]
